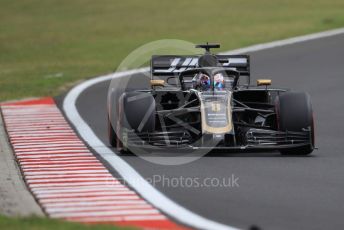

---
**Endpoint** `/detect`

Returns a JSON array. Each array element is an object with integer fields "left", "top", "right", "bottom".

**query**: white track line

[
  {"left": 31, "top": 186, "right": 124, "bottom": 192},
  {"left": 46, "top": 204, "right": 153, "bottom": 214},
  {"left": 35, "top": 191, "right": 136, "bottom": 199},
  {"left": 28, "top": 182, "right": 122, "bottom": 188},
  {"left": 23, "top": 170, "right": 109, "bottom": 175},
  {"left": 41, "top": 200, "right": 147, "bottom": 208},
  {"left": 50, "top": 209, "right": 160, "bottom": 218},
  {"left": 65, "top": 215, "right": 167, "bottom": 222},
  {"left": 39, "top": 196, "right": 141, "bottom": 203},
  {"left": 16, "top": 154, "right": 93, "bottom": 159},
  {"left": 22, "top": 164, "right": 103, "bottom": 169},
  {"left": 220, "top": 27, "right": 344, "bottom": 55},
  {"left": 19, "top": 160, "right": 99, "bottom": 165},
  {"left": 63, "top": 27, "right": 344, "bottom": 230}
]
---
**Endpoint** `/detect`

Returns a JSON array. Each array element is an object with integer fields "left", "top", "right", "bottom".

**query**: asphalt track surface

[{"left": 58, "top": 34, "right": 344, "bottom": 230}]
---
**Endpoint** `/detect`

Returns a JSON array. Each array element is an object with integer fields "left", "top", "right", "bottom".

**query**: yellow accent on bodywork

[
  {"left": 200, "top": 93, "right": 233, "bottom": 134},
  {"left": 211, "top": 102, "right": 221, "bottom": 112},
  {"left": 150, "top": 79, "right": 165, "bottom": 87},
  {"left": 257, "top": 79, "right": 272, "bottom": 86}
]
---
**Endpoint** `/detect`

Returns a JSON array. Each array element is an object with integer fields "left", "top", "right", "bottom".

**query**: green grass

[
  {"left": 0, "top": 215, "right": 135, "bottom": 230},
  {"left": 1, "top": 0, "right": 344, "bottom": 101}
]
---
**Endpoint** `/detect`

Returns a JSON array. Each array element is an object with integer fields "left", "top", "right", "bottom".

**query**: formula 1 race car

[{"left": 108, "top": 43, "right": 315, "bottom": 155}]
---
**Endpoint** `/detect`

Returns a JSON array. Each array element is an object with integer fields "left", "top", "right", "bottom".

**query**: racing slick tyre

[
  {"left": 119, "top": 91, "right": 155, "bottom": 131},
  {"left": 118, "top": 91, "right": 156, "bottom": 151},
  {"left": 108, "top": 116, "right": 117, "bottom": 147},
  {"left": 275, "top": 92, "right": 314, "bottom": 155},
  {"left": 108, "top": 90, "right": 121, "bottom": 148}
]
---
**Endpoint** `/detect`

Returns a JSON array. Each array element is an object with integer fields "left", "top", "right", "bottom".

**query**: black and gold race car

[{"left": 108, "top": 43, "right": 315, "bottom": 155}]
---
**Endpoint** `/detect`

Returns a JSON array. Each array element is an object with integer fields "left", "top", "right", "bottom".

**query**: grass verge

[{"left": 1, "top": 0, "right": 344, "bottom": 101}]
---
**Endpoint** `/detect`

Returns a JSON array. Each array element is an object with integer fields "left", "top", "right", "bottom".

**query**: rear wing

[{"left": 151, "top": 55, "right": 250, "bottom": 78}]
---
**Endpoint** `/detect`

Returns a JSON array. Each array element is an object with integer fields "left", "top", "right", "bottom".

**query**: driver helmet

[
  {"left": 214, "top": 73, "right": 225, "bottom": 90},
  {"left": 200, "top": 74, "right": 211, "bottom": 90},
  {"left": 193, "top": 73, "right": 210, "bottom": 91}
]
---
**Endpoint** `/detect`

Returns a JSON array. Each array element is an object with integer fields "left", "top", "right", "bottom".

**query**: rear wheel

[{"left": 275, "top": 92, "right": 314, "bottom": 155}]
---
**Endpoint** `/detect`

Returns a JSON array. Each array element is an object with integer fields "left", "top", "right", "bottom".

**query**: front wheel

[
  {"left": 117, "top": 91, "right": 156, "bottom": 152},
  {"left": 275, "top": 92, "right": 315, "bottom": 155},
  {"left": 108, "top": 115, "right": 119, "bottom": 148}
]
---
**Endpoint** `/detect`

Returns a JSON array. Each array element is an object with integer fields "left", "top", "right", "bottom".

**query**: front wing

[{"left": 121, "top": 127, "right": 313, "bottom": 152}]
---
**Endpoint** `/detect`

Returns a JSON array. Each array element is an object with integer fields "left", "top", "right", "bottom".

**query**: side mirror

[
  {"left": 257, "top": 79, "right": 272, "bottom": 86},
  {"left": 150, "top": 79, "right": 165, "bottom": 87}
]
